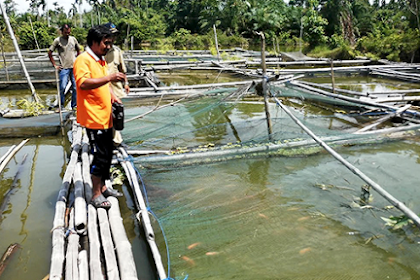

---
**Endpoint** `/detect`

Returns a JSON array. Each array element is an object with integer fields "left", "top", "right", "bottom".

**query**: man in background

[
  {"left": 104, "top": 22, "right": 130, "bottom": 146},
  {"left": 48, "top": 24, "right": 81, "bottom": 111},
  {"left": 73, "top": 24, "right": 126, "bottom": 209}
]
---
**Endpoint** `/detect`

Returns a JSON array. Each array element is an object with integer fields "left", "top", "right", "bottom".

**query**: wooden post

[
  {"left": 256, "top": 31, "right": 273, "bottom": 140},
  {"left": 131, "top": 36, "right": 134, "bottom": 58},
  {"left": 213, "top": 25, "right": 220, "bottom": 62},
  {"left": 54, "top": 69, "right": 64, "bottom": 135},
  {"left": 330, "top": 58, "right": 336, "bottom": 94},
  {"left": 0, "top": 2, "right": 40, "bottom": 103}
]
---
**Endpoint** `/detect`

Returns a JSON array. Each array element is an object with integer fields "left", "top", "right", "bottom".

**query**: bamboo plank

[
  {"left": 78, "top": 250, "right": 89, "bottom": 280},
  {"left": 49, "top": 126, "right": 82, "bottom": 280},
  {"left": 74, "top": 162, "right": 87, "bottom": 234},
  {"left": 107, "top": 197, "right": 138, "bottom": 280},
  {"left": 355, "top": 104, "right": 411, "bottom": 134},
  {"left": 65, "top": 209, "right": 79, "bottom": 280},
  {"left": 88, "top": 205, "right": 104, "bottom": 280},
  {"left": 97, "top": 208, "right": 120, "bottom": 280}
]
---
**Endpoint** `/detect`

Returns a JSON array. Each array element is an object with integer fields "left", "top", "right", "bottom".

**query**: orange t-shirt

[{"left": 73, "top": 51, "right": 112, "bottom": 129}]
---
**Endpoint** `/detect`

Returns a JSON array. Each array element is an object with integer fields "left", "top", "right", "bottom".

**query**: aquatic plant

[
  {"left": 381, "top": 215, "right": 413, "bottom": 230},
  {"left": 15, "top": 98, "right": 44, "bottom": 116}
]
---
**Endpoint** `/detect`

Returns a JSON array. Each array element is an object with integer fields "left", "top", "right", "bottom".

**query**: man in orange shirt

[{"left": 73, "top": 25, "right": 126, "bottom": 209}]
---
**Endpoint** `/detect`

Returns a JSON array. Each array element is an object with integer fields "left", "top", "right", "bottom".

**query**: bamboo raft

[{"left": 49, "top": 121, "right": 167, "bottom": 280}]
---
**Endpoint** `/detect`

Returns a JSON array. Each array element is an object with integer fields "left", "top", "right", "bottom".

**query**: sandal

[
  {"left": 102, "top": 187, "right": 123, "bottom": 198},
  {"left": 91, "top": 194, "right": 112, "bottom": 209}
]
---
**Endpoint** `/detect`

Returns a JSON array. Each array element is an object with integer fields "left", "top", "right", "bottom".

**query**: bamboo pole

[
  {"left": 273, "top": 97, "right": 420, "bottom": 228},
  {"left": 290, "top": 81, "right": 420, "bottom": 118},
  {"left": 0, "top": 139, "right": 30, "bottom": 175},
  {"left": 65, "top": 209, "right": 80, "bottom": 280},
  {"left": 0, "top": 145, "right": 16, "bottom": 166},
  {"left": 117, "top": 148, "right": 166, "bottom": 279},
  {"left": 74, "top": 162, "right": 87, "bottom": 234},
  {"left": 355, "top": 104, "right": 411, "bottom": 134},
  {"left": 49, "top": 126, "right": 82, "bottom": 280},
  {"left": 298, "top": 80, "right": 368, "bottom": 97},
  {"left": 81, "top": 132, "right": 93, "bottom": 203},
  {"left": 87, "top": 205, "right": 103, "bottom": 280},
  {"left": 78, "top": 250, "right": 89, "bottom": 280},
  {"left": 256, "top": 31, "right": 273, "bottom": 140},
  {"left": 97, "top": 208, "right": 120, "bottom": 280},
  {"left": 107, "top": 197, "right": 138, "bottom": 280},
  {"left": 0, "top": 2, "right": 40, "bottom": 103},
  {"left": 213, "top": 24, "right": 220, "bottom": 62},
  {"left": 55, "top": 69, "right": 64, "bottom": 134},
  {"left": 129, "top": 80, "right": 258, "bottom": 93},
  {"left": 330, "top": 59, "right": 336, "bottom": 94},
  {"left": 0, "top": 154, "right": 27, "bottom": 219},
  {"left": 0, "top": 243, "right": 20, "bottom": 277},
  {"left": 28, "top": 17, "right": 41, "bottom": 53}
]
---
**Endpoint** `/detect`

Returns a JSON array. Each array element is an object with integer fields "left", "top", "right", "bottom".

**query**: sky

[{"left": 11, "top": 0, "right": 92, "bottom": 15}]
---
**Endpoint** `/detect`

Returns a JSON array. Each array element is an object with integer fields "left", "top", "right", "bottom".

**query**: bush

[{"left": 17, "top": 21, "right": 55, "bottom": 50}]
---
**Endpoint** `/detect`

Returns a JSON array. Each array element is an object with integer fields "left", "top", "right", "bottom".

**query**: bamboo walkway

[{"left": 49, "top": 121, "right": 167, "bottom": 280}]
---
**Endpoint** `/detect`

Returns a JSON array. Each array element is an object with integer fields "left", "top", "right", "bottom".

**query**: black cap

[{"left": 104, "top": 22, "right": 119, "bottom": 34}]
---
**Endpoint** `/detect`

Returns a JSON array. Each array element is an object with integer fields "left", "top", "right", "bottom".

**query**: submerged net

[{"left": 122, "top": 84, "right": 420, "bottom": 168}]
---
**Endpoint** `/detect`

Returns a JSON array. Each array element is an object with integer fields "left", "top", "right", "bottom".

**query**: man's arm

[
  {"left": 109, "top": 85, "right": 122, "bottom": 104},
  {"left": 48, "top": 50, "right": 61, "bottom": 70},
  {"left": 80, "top": 72, "right": 126, "bottom": 91}
]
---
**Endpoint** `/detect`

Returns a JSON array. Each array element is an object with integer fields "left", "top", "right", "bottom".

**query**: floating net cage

[{"left": 122, "top": 84, "right": 420, "bottom": 168}]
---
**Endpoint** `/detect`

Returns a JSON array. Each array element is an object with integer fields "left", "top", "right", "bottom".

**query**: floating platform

[
  {"left": 49, "top": 122, "right": 167, "bottom": 280},
  {"left": 0, "top": 111, "right": 71, "bottom": 138}
]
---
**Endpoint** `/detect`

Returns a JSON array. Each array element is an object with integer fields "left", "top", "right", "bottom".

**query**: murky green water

[{"left": 1, "top": 75, "right": 420, "bottom": 279}]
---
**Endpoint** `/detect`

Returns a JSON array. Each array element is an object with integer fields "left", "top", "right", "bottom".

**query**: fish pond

[{"left": 1, "top": 74, "right": 420, "bottom": 280}]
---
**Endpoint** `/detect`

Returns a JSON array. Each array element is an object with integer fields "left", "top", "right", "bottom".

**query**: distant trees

[{"left": 0, "top": 0, "right": 420, "bottom": 61}]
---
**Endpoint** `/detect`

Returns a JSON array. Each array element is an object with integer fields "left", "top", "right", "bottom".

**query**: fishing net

[{"left": 122, "top": 83, "right": 420, "bottom": 168}]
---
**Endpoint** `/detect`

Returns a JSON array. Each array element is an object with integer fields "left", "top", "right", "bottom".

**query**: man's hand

[
  {"left": 54, "top": 65, "right": 63, "bottom": 70},
  {"left": 109, "top": 72, "right": 126, "bottom": 83},
  {"left": 124, "top": 84, "right": 130, "bottom": 94}
]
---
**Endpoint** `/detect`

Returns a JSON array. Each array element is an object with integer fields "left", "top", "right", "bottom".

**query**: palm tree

[{"left": 75, "top": 0, "right": 84, "bottom": 27}]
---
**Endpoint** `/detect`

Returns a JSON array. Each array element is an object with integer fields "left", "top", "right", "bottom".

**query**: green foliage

[
  {"left": 302, "top": 0, "right": 328, "bottom": 47},
  {"left": 381, "top": 215, "right": 413, "bottom": 230},
  {"left": 70, "top": 27, "right": 88, "bottom": 47},
  {"left": 16, "top": 99, "right": 45, "bottom": 116},
  {"left": 1, "top": 0, "right": 420, "bottom": 62},
  {"left": 16, "top": 20, "right": 55, "bottom": 50},
  {"left": 356, "top": 29, "right": 420, "bottom": 61}
]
